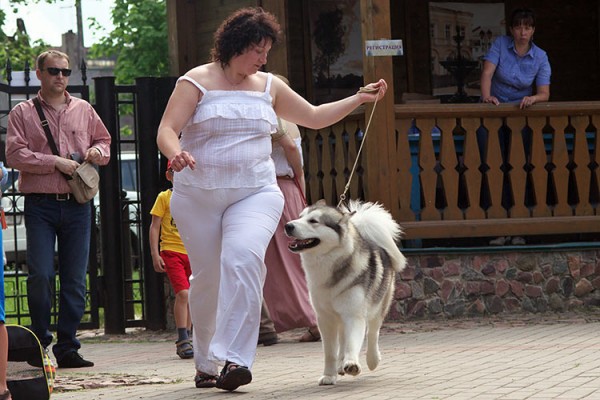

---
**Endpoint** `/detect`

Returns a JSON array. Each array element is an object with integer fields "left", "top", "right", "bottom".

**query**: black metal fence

[{"left": 94, "top": 76, "right": 177, "bottom": 333}]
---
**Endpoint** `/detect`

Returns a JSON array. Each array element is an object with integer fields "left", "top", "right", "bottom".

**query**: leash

[{"left": 337, "top": 88, "right": 381, "bottom": 208}]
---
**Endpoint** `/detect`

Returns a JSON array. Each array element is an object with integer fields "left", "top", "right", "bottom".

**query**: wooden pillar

[
  {"left": 261, "top": 0, "right": 289, "bottom": 76},
  {"left": 166, "top": 0, "right": 199, "bottom": 76},
  {"left": 360, "top": 0, "right": 396, "bottom": 210}
]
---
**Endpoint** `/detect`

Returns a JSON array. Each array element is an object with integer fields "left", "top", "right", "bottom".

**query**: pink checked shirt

[{"left": 6, "top": 91, "right": 111, "bottom": 194}]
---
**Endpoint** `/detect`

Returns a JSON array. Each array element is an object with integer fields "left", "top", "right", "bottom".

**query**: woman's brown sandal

[
  {"left": 215, "top": 361, "right": 252, "bottom": 391},
  {"left": 194, "top": 371, "right": 217, "bottom": 388}
]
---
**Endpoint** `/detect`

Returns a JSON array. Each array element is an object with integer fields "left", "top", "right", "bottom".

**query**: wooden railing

[{"left": 301, "top": 102, "right": 600, "bottom": 241}]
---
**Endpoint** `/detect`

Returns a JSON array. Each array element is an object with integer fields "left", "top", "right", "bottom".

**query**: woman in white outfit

[{"left": 157, "top": 7, "right": 387, "bottom": 392}]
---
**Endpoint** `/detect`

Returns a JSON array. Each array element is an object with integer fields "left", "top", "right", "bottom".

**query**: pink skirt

[{"left": 263, "top": 177, "right": 317, "bottom": 332}]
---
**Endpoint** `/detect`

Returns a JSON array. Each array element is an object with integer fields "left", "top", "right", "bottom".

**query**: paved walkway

[{"left": 50, "top": 313, "right": 600, "bottom": 399}]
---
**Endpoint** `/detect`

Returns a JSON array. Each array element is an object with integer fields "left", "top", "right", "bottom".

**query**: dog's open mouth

[{"left": 288, "top": 238, "right": 320, "bottom": 252}]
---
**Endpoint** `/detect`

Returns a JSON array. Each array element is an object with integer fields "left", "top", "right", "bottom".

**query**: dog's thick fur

[{"left": 285, "top": 199, "right": 406, "bottom": 385}]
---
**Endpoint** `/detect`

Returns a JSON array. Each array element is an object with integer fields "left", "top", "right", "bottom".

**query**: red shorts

[{"left": 160, "top": 250, "right": 191, "bottom": 294}]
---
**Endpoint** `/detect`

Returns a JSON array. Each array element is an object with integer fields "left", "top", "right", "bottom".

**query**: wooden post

[
  {"left": 360, "top": 1, "right": 396, "bottom": 212},
  {"left": 166, "top": 0, "right": 199, "bottom": 76},
  {"left": 261, "top": 0, "right": 289, "bottom": 76}
]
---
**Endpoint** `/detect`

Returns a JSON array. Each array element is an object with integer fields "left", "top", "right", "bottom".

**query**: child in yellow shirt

[{"left": 150, "top": 162, "right": 193, "bottom": 359}]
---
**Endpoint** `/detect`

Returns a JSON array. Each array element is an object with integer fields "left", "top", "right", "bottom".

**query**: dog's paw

[
  {"left": 318, "top": 375, "right": 337, "bottom": 385},
  {"left": 343, "top": 361, "right": 362, "bottom": 376}
]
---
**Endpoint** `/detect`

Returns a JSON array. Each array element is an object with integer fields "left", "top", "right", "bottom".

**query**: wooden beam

[
  {"left": 401, "top": 216, "right": 600, "bottom": 239},
  {"left": 261, "top": 0, "right": 289, "bottom": 76},
  {"left": 166, "top": 0, "right": 199, "bottom": 76},
  {"left": 360, "top": 0, "right": 396, "bottom": 211}
]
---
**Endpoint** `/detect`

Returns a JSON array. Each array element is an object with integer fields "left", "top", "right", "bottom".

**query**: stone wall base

[{"left": 389, "top": 248, "right": 600, "bottom": 320}]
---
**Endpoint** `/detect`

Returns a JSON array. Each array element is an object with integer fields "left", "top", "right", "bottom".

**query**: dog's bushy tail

[{"left": 342, "top": 200, "right": 406, "bottom": 272}]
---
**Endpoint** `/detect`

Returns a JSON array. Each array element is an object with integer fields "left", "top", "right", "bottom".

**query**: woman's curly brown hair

[{"left": 211, "top": 7, "right": 281, "bottom": 67}]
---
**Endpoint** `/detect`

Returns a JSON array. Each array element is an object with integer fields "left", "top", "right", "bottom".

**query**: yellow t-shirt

[{"left": 150, "top": 189, "right": 187, "bottom": 254}]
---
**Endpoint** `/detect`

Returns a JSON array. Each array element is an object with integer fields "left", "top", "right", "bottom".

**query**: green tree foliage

[
  {"left": 0, "top": 1, "right": 50, "bottom": 72},
  {"left": 2, "top": 0, "right": 169, "bottom": 83},
  {"left": 88, "top": 0, "right": 168, "bottom": 83}
]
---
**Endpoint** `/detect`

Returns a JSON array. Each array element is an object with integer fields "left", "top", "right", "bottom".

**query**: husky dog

[{"left": 285, "top": 199, "right": 406, "bottom": 385}]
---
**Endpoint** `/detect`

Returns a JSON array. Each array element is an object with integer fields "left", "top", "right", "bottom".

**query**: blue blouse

[{"left": 484, "top": 35, "right": 551, "bottom": 103}]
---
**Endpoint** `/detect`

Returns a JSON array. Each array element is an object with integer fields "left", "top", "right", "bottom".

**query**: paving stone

[{"left": 50, "top": 311, "right": 600, "bottom": 400}]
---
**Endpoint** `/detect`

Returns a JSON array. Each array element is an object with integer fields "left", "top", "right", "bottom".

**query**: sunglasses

[{"left": 44, "top": 67, "right": 72, "bottom": 77}]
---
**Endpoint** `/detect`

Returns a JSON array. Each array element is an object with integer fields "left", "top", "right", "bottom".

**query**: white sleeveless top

[
  {"left": 271, "top": 136, "right": 303, "bottom": 178},
  {"left": 174, "top": 73, "right": 278, "bottom": 189}
]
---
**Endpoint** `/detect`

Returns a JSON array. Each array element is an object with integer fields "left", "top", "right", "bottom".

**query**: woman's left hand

[
  {"left": 520, "top": 96, "right": 536, "bottom": 109},
  {"left": 358, "top": 79, "right": 387, "bottom": 102}
]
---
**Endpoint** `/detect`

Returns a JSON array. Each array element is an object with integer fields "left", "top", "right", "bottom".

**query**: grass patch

[{"left": 3, "top": 268, "right": 145, "bottom": 327}]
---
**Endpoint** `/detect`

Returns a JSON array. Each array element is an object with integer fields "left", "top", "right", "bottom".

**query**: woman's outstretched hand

[{"left": 357, "top": 79, "right": 388, "bottom": 102}]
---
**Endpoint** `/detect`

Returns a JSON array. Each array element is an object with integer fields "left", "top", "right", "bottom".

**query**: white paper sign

[{"left": 365, "top": 40, "right": 403, "bottom": 56}]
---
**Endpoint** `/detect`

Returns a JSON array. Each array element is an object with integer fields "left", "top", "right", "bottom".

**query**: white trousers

[{"left": 171, "top": 183, "right": 284, "bottom": 375}]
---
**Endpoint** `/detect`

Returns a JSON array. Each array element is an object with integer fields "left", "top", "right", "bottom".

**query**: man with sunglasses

[{"left": 6, "top": 50, "right": 111, "bottom": 369}]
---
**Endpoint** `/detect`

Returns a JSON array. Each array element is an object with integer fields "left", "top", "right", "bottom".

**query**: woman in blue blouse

[
  {"left": 481, "top": 8, "right": 551, "bottom": 109},
  {"left": 479, "top": 8, "right": 551, "bottom": 246}
]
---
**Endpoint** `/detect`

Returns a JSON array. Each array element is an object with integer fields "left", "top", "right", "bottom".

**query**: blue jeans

[{"left": 25, "top": 195, "right": 91, "bottom": 360}]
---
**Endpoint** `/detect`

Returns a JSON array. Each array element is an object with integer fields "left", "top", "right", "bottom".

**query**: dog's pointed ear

[
  {"left": 315, "top": 199, "right": 327, "bottom": 206},
  {"left": 340, "top": 210, "right": 356, "bottom": 224}
]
